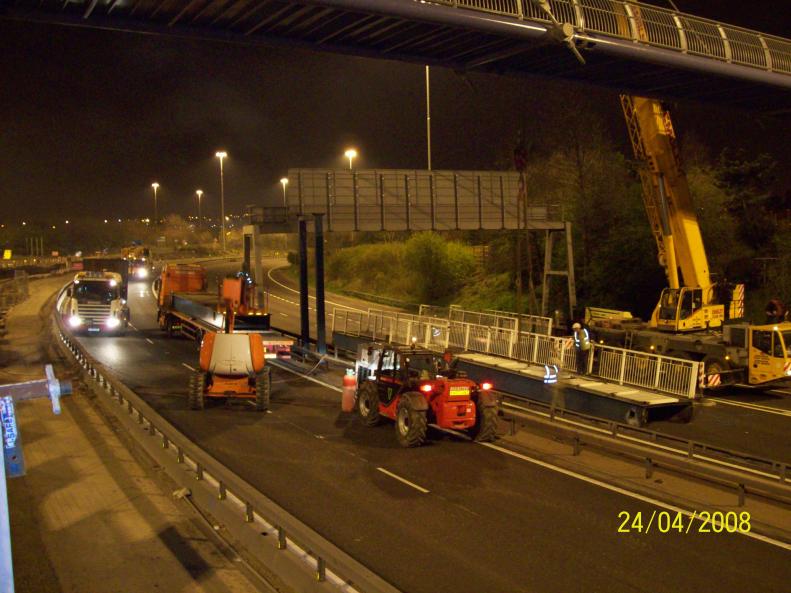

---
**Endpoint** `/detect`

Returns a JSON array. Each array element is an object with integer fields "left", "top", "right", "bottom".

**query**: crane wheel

[
  {"left": 188, "top": 371, "right": 206, "bottom": 410},
  {"left": 395, "top": 394, "right": 428, "bottom": 448},
  {"left": 469, "top": 403, "right": 498, "bottom": 442},
  {"left": 702, "top": 356, "right": 733, "bottom": 388},
  {"left": 255, "top": 368, "right": 271, "bottom": 412}
]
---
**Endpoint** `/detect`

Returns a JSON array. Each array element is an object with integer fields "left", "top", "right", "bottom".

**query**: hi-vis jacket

[{"left": 574, "top": 327, "right": 591, "bottom": 352}]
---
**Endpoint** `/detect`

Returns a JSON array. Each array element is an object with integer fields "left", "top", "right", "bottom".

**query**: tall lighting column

[
  {"left": 196, "top": 189, "right": 203, "bottom": 228},
  {"left": 151, "top": 182, "right": 160, "bottom": 224},
  {"left": 280, "top": 178, "right": 289, "bottom": 207},
  {"left": 215, "top": 151, "right": 227, "bottom": 250},
  {"left": 344, "top": 148, "right": 357, "bottom": 170}
]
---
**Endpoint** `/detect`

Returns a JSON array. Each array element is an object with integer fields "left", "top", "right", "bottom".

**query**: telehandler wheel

[
  {"left": 188, "top": 371, "right": 206, "bottom": 410},
  {"left": 395, "top": 394, "right": 428, "bottom": 448},
  {"left": 356, "top": 382, "right": 381, "bottom": 426},
  {"left": 469, "top": 402, "right": 498, "bottom": 442},
  {"left": 255, "top": 367, "right": 271, "bottom": 412}
]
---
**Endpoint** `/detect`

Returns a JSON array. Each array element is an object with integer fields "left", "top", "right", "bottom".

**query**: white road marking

[
  {"left": 479, "top": 442, "right": 791, "bottom": 552},
  {"left": 279, "top": 312, "right": 289, "bottom": 317},
  {"left": 267, "top": 266, "right": 368, "bottom": 313},
  {"left": 128, "top": 323, "right": 138, "bottom": 331},
  {"left": 376, "top": 468, "right": 430, "bottom": 493},
  {"left": 145, "top": 338, "right": 154, "bottom": 345},
  {"left": 182, "top": 363, "right": 196, "bottom": 372},
  {"left": 709, "top": 397, "right": 791, "bottom": 417}
]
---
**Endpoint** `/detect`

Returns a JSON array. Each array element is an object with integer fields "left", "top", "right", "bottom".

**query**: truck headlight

[
  {"left": 106, "top": 317, "right": 121, "bottom": 329},
  {"left": 136, "top": 267, "right": 148, "bottom": 279},
  {"left": 69, "top": 315, "right": 82, "bottom": 327}
]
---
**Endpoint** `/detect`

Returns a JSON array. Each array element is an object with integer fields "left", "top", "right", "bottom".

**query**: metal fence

[
  {"left": 0, "top": 273, "right": 30, "bottom": 335},
  {"left": 418, "top": 304, "right": 553, "bottom": 336},
  {"left": 333, "top": 307, "right": 699, "bottom": 399},
  {"left": 434, "top": 0, "right": 791, "bottom": 75}
]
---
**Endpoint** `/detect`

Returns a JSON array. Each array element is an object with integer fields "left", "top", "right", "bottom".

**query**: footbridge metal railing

[
  {"left": 332, "top": 307, "right": 699, "bottom": 399},
  {"left": 436, "top": 0, "right": 791, "bottom": 75}
]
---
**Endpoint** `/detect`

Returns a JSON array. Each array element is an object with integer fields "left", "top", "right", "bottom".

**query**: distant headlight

[
  {"left": 109, "top": 279, "right": 118, "bottom": 287},
  {"left": 68, "top": 315, "right": 82, "bottom": 327},
  {"left": 106, "top": 317, "right": 121, "bottom": 329},
  {"left": 135, "top": 267, "right": 148, "bottom": 279}
]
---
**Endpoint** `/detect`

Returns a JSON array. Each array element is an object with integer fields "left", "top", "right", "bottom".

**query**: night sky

[{"left": 0, "top": 1, "right": 789, "bottom": 223}]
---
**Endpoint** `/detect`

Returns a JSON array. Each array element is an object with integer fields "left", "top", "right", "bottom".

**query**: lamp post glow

[
  {"left": 280, "top": 178, "right": 288, "bottom": 207},
  {"left": 344, "top": 148, "right": 357, "bottom": 170},
  {"left": 151, "top": 182, "right": 159, "bottom": 224},
  {"left": 215, "top": 151, "right": 227, "bottom": 250},
  {"left": 195, "top": 190, "right": 203, "bottom": 227}
]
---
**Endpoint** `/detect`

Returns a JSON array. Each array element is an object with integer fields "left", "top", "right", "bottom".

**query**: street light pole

[
  {"left": 425, "top": 65, "right": 432, "bottom": 171},
  {"left": 215, "top": 151, "right": 227, "bottom": 251},
  {"left": 280, "top": 178, "right": 289, "bottom": 207},
  {"left": 196, "top": 190, "right": 203, "bottom": 228},
  {"left": 344, "top": 148, "right": 357, "bottom": 170},
  {"left": 151, "top": 182, "right": 159, "bottom": 224}
]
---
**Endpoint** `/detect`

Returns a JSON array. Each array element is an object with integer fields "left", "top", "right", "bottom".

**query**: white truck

[{"left": 61, "top": 271, "right": 130, "bottom": 334}]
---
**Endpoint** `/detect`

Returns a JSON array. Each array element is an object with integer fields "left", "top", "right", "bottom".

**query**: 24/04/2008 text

[{"left": 617, "top": 510, "right": 751, "bottom": 534}]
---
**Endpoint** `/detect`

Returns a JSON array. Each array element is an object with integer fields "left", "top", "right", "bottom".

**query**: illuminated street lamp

[
  {"left": 344, "top": 148, "right": 357, "bottom": 170},
  {"left": 280, "top": 177, "right": 288, "bottom": 207},
  {"left": 215, "top": 151, "right": 227, "bottom": 250},
  {"left": 196, "top": 189, "right": 203, "bottom": 227},
  {"left": 151, "top": 182, "right": 160, "bottom": 224}
]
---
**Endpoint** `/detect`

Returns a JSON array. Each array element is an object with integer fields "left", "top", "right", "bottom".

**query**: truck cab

[
  {"left": 748, "top": 325, "right": 791, "bottom": 386},
  {"left": 62, "top": 271, "right": 129, "bottom": 334}
]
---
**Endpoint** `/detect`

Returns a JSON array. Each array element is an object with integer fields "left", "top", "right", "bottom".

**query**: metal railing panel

[
  {"left": 679, "top": 16, "right": 727, "bottom": 61},
  {"left": 765, "top": 37, "right": 791, "bottom": 73},
  {"left": 722, "top": 27, "right": 768, "bottom": 68}
]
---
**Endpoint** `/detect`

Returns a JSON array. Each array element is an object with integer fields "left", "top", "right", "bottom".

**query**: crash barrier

[
  {"left": 436, "top": 0, "right": 791, "bottom": 76},
  {"left": 419, "top": 304, "right": 553, "bottom": 336},
  {"left": 52, "top": 288, "right": 400, "bottom": 593},
  {"left": 500, "top": 395, "right": 791, "bottom": 507},
  {"left": 0, "top": 256, "right": 68, "bottom": 270},
  {"left": 333, "top": 308, "right": 699, "bottom": 400}
]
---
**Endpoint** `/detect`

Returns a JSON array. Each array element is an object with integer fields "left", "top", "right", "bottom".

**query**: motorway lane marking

[
  {"left": 182, "top": 363, "right": 196, "bottom": 372},
  {"left": 708, "top": 397, "right": 791, "bottom": 417},
  {"left": 376, "top": 468, "right": 430, "bottom": 493},
  {"left": 267, "top": 266, "right": 367, "bottom": 313},
  {"left": 279, "top": 312, "right": 289, "bottom": 317},
  {"left": 479, "top": 442, "right": 791, "bottom": 552},
  {"left": 145, "top": 338, "right": 154, "bottom": 345}
]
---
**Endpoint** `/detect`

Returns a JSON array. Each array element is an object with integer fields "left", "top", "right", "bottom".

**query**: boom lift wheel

[
  {"left": 188, "top": 371, "right": 206, "bottom": 410},
  {"left": 255, "top": 367, "right": 271, "bottom": 412},
  {"left": 469, "top": 402, "right": 498, "bottom": 442},
  {"left": 356, "top": 382, "right": 381, "bottom": 426},
  {"left": 395, "top": 393, "right": 428, "bottom": 448}
]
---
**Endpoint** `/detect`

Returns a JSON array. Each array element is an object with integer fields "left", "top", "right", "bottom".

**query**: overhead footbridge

[{"left": 3, "top": 0, "right": 791, "bottom": 113}]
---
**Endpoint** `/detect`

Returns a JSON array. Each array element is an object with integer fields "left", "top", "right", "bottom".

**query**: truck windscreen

[{"left": 75, "top": 282, "right": 118, "bottom": 304}]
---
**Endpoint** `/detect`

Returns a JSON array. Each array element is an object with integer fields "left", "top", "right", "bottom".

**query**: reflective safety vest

[
  {"left": 543, "top": 364, "right": 558, "bottom": 384},
  {"left": 574, "top": 328, "right": 591, "bottom": 352}
]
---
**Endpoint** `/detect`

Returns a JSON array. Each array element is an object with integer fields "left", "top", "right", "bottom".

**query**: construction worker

[{"left": 572, "top": 322, "right": 591, "bottom": 375}]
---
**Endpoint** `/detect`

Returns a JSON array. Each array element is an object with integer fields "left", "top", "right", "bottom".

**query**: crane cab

[{"left": 654, "top": 287, "right": 724, "bottom": 332}]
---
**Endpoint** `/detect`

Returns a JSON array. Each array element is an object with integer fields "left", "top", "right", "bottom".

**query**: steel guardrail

[
  {"left": 51, "top": 284, "right": 401, "bottom": 593},
  {"left": 437, "top": 0, "right": 791, "bottom": 76},
  {"left": 498, "top": 394, "right": 791, "bottom": 510}
]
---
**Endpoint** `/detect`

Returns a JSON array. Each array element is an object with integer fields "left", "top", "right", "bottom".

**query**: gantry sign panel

[{"left": 286, "top": 169, "right": 563, "bottom": 232}]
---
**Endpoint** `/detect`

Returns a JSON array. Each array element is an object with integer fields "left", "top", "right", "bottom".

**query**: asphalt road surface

[{"left": 68, "top": 259, "right": 790, "bottom": 593}]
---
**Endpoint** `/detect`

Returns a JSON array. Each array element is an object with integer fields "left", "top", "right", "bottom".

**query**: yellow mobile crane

[
  {"left": 586, "top": 96, "right": 791, "bottom": 388},
  {"left": 530, "top": 0, "right": 791, "bottom": 388}
]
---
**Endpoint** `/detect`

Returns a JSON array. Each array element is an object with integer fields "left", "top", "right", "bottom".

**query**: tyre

[
  {"left": 395, "top": 394, "right": 428, "bottom": 448},
  {"left": 469, "top": 401, "right": 498, "bottom": 442},
  {"left": 188, "top": 371, "right": 206, "bottom": 410},
  {"left": 702, "top": 355, "right": 733, "bottom": 388},
  {"left": 255, "top": 367, "right": 271, "bottom": 412},
  {"left": 356, "top": 382, "right": 381, "bottom": 426}
]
